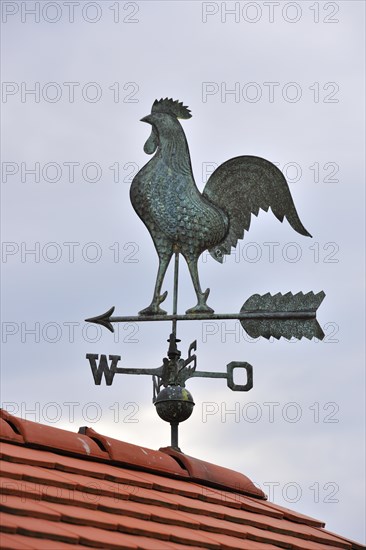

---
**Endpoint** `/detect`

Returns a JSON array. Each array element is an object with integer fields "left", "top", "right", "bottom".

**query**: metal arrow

[{"left": 85, "top": 291, "right": 325, "bottom": 340}]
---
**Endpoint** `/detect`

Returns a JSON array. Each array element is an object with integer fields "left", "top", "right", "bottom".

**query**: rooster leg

[
  {"left": 184, "top": 254, "right": 214, "bottom": 314},
  {"left": 138, "top": 250, "right": 172, "bottom": 316}
]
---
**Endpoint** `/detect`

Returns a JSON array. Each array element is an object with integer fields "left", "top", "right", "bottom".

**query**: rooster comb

[{"left": 151, "top": 98, "right": 192, "bottom": 119}]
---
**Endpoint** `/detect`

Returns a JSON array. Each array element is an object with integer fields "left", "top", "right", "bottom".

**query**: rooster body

[{"left": 131, "top": 99, "right": 311, "bottom": 315}]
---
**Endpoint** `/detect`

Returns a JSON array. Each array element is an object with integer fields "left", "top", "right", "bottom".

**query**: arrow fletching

[{"left": 240, "top": 291, "right": 325, "bottom": 340}]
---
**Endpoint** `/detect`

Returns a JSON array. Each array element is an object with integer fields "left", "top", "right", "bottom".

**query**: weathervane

[{"left": 85, "top": 98, "right": 325, "bottom": 450}]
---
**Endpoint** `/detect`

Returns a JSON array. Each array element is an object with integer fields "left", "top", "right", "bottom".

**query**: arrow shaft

[{"left": 109, "top": 311, "right": 316, "bottom": 323}]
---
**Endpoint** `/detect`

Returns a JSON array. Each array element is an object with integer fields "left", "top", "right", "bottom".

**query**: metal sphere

[{"left": 154, "top": 385, "right": 195, "bottom": 423}]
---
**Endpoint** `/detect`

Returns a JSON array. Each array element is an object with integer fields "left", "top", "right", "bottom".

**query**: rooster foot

[
  {"left": 138, "top": 291, "right": 168, "bottom": 316},
  {"left": 185, "top": 289, "right": 214, "bottom": 315}
]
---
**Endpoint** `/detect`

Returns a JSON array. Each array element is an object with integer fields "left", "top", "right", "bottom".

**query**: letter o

[
  {"left": 42, "top": 2, "right": 62, "bottom": 22},
  {"left": 42, "top": 402, "right": 62, "bottom": 422},
  {"left": 282, "top": 402, "right": 302, "bottom": 422},
  {"left": 42, "top": 162, "right": 62, "bottom": 183},
  {"left": 82, "top": 82, "right": 102, "bottom": 103},
  {"left": 82, "top": 242, "right": 102, "bottom": 263},
  {"left": 82, "top": 323, "right": 102, "bottom": 343},
  {"left": 42, "top": 242, "right": 62, "bottom": 263},
  {"left": 242, "top": 242, "right": 262, "bottom": 263},
  {"left": 242, "top": 2, "right": 262, "bottom": 23},
  {"left": 242, "top": 82, "right": 262, "bottom": 103},
  {"left": 282, "top": 482, "right": 302, "bottom": 502},
  {"left": 42, "top": 322, "right": 62, "bottom": 343},
  {"left": 282, "top": 2, "right": 302, "bottom": 23},
  {"left": 242, "top": 402, "right": 262, "bottom": 423},
  {"left": 42, "top": 82, "right": 62, "bottom": 103},
  {"left": 82, "top": 402, "right": 102, "bottom": 422},
  {"left": 282, "top": 82, "right": 302, "bottom": 103},
  {"left": 82, "top": 2, "right": 102, "bottom": 22},
  {"left": 82, "top": 162, "right": 102, "bottom": 183},
  {"left": 282, "top": 242, "right": 302, "bottom": 263}
]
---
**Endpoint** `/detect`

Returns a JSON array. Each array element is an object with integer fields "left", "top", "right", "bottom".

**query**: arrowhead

[{"left": 85, "top": 306, "right": 115, "bottom": 333}]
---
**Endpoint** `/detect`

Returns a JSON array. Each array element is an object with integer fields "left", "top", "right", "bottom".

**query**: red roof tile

[
  {"left": 0, "top": 409, "right": 364, "bottom": 550},
  {"left": 161, "top": 446, "right": 264, "bottom": 498},
  {"left": 0, "top": 532, "right": 93, "bottom": 549},
  {"left": 80, "top": 427, "right": 189, "bottom": 477}
]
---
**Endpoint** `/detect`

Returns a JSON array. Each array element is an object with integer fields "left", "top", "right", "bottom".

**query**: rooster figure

[{"left": 130, "top": 98, "right": 311, "bottom": 315}]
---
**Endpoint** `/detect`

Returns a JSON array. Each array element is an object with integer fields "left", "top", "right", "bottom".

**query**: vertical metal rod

[
  {"left": 170, "top": 254, "right": 180, "bottom": 449},
  {"left": 170, "top": 422, "right": 179, "bottom": 449},
  {"left": 172, "top": 252, "right": 179, "bottom": 338}
]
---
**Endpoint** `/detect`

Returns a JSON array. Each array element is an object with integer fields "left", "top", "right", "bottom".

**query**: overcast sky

[{"left": 1, "top": 0, "right": 365, "bottom": 543}]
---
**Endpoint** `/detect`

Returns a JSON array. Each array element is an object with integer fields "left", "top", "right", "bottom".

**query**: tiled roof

[{"left": 0, "top": 409, "right": 364, "bottom": 550}]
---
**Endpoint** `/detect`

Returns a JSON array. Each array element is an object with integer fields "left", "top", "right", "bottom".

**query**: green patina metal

[{"left": 85, "top": 98, "right": 326, "bottom": 449}]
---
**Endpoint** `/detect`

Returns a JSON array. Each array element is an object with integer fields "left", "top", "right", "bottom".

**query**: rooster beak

[{"left": 140, "top": 116, "right": 151, "bottom": 124}]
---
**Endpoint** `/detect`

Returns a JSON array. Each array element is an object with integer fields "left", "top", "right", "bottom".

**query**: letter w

[{"left": 86, "top": 354, "right": 122, "bottom": 385}]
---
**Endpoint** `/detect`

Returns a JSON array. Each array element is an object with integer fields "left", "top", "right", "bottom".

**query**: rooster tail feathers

[
  {"left": 270, "top": 189, "right": 312, "bottom": 238},
  {"left": 277, "top": 207, "right": 312, "bottom": 238},
  {"left": 203, "top": 156, "right": 312, "bottom": 260}
]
